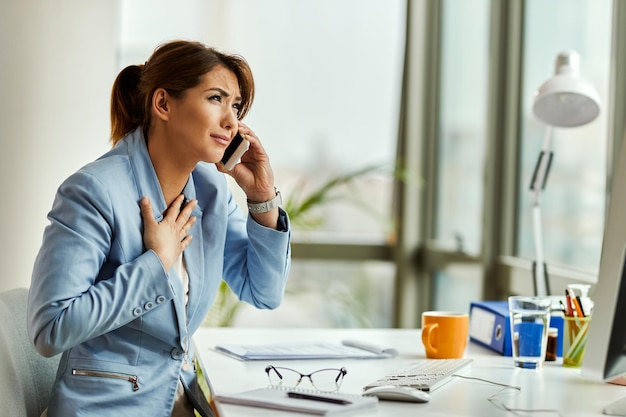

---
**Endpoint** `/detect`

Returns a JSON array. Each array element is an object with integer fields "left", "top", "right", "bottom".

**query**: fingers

[
  {"left": 163, "top": 194, "right": 197, "bottom": 222},
  {"left": 237, "top": 122, "right": 252, "bottom": 138},
  {"left": 140, "top": 196, "right": 157, "bottom": 226},
  {"left": 237, "top": 123, "right": 262, "bottom": 148},
  {"left": 140, "top": 195, "right": 197, "bottom": 271},
  {"left": 143, "top": 195, "right": 197, "bottom": 225},
  {"left": 171, "top": 197, "right": 196, "bottom": 254},
  {"left": 164, "top": 195, "right": 197, "bottom": 240},
  {"left": 177, "top": 196, "right": 197, "bottom": 228},
  {"left": 165, "top": 194, "right": 186, "bottom": 218},
  {"left": 179, "top": 215, "right": 197, "bottom": 240},
  {"left": 180, "top": 234, "right": 193, "bottom": 251}
]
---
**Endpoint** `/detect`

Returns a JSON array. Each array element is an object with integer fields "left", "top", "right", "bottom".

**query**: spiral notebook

[
  {"left": 215, "top": 386, "right": 378, "bottom": 415},
  {"left": 214, "top": 339, "right": 398, "bottom": 361}
]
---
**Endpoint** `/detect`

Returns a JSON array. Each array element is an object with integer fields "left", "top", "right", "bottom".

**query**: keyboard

[{"left": 363, "top": 358, "right": 473, "bottom": 392}]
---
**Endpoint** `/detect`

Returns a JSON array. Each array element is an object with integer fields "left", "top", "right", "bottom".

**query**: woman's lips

[{"left": 212, "top": 134, "right": 230, "bottom": 147}]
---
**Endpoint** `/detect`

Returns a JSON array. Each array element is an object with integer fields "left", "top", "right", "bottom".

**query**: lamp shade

[{"left": 532, "top": 50, "right": 600, "bottom": 128}]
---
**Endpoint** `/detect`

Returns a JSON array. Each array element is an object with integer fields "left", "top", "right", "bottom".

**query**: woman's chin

[{"left": 199, "top": 152, "right": 223, "bottom": 165}]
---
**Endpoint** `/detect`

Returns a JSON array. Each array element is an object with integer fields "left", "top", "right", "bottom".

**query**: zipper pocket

[{"left": 72, "top": 369, "right": 140, "bottom": 391}]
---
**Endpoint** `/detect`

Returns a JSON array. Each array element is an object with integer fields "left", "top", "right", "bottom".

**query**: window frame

[
  {"left": 386, "top": 0, "right": 626, "bottom": 327},
  {"left": 296, "top": 0, "right": 626, "bottom": 328}
]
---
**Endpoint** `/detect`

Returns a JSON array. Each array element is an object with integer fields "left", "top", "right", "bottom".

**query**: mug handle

[{"left": 421, "top": 323, "right": 439, "bottom": 355}]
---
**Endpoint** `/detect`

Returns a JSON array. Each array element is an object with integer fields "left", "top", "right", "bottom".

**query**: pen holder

[{"left": 562, "top": 316, "right": 591, "bottom": 368}]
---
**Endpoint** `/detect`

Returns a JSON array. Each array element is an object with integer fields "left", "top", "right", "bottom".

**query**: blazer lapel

[
  {"left": 125, "top": 128, "right": 191, "bottom": 345},
  {"left": 181, "top": 177, "right": 206, "bottom": 324}
]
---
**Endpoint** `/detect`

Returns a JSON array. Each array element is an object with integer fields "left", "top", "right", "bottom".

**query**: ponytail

[{"left": 110, "top": 65, "right": 145, "bottom": 145}]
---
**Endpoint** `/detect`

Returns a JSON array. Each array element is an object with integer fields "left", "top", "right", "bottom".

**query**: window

[
  {"left": 408, "top": 0, "right": 616, "bottom": 317},
  {"left": 517, "top": 0, "right": 612, "bottom": 274},
  {"left": 435, "top": 0, "right": 491, "bottom": 256},
  {"left": 232, "top": 260, "right": 395, "bottom": 328},
  {"left": 425, "top": 0, "right": 491, "bottom": 312},
  {"left": 119, "top": 0, "right": 406, "bottom": 327}
]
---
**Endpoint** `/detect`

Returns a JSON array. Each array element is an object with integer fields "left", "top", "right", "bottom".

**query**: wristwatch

[{"left": 247, "top": 188, "right": 282, "bottom": 213}]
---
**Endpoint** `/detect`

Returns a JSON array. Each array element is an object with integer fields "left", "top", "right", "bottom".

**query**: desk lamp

[{"left": 529, "top": 50, "right": 600, "bottom": 296}]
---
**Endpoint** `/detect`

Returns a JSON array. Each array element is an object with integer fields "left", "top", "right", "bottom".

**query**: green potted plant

[{"left": 203, "top": 163, "right": 393, "bottom": 327}]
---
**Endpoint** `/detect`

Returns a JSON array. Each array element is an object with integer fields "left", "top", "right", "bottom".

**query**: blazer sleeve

[
  {"left": 27, "top": 170, "right": 174, "bottom": 357},
  {"left": 221, "top": 190, "right": 291, "bottom": 310}
]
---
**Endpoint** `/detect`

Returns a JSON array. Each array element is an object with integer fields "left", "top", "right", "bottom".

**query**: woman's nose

[{"left": 222, "top": 108, "right": 238, "bottom": 130}]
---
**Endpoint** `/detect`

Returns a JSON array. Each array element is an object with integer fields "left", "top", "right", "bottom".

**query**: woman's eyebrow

[
  {"left": 205, "top": 87, "right": 227, "bottom": 95},
  {"left": 205, "top": 87, "right": 242, "bottom": 101}
]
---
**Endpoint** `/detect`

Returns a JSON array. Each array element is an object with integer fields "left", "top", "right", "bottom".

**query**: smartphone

[{"left": 220, "top": 132, "right": 249, "bottom": 171}]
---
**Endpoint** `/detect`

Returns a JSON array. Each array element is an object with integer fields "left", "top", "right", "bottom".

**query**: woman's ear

[{"left": 152, "top": 88, "right": 170, "bottom": 121}]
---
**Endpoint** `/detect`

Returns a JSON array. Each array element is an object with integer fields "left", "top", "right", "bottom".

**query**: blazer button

[
  {"left": 132, "top": 307, "right": 142, "bottom": 316},
  {"left": 156, "top": 295, "right": 166, "bottom": 304},
  {"left": 144, "top": 301, "right": 154, "bottom": 310},
  {"left": 170, "top": 348, "right": 184, "bottom": 360}
]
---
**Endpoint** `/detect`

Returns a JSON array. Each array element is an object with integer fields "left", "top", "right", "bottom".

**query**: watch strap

[{"left": 247, "top": 189, "right": 282, "bottom": 213}]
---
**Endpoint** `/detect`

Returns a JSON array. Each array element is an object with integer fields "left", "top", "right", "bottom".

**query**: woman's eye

[
  {"left": 208, "top": 95, "right": 222, "bottom": 102},
  {"left": 233, "top": 103, "right": 242, "bottom": 113}
]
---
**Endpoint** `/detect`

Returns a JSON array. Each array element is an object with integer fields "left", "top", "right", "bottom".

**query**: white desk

[{"left": 194, "top": 327, "right": 626, "bottom": 416}]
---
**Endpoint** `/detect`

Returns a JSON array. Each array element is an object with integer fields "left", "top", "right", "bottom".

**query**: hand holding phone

[{"left": 220, "top": 132, "right": 249, "bottom": 171}]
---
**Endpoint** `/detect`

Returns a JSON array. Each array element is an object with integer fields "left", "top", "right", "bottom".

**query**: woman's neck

[
  {"left": 146, "top": 133, "right": 194, "bottom": 206},
  {"left": 156, "top": 170, "right": 189, "bottom": 207}
]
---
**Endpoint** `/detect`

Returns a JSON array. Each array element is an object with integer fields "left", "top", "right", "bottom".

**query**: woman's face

[{"left": 165, "top": 65, "right": 241, "bottom": 165}]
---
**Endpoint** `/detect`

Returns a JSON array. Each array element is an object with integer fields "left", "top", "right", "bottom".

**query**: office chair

[{"left": 0, "top": 288, "right": 59, "bottom": 417}]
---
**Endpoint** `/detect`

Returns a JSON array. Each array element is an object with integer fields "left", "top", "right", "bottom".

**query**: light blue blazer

[{"left": 27, "top": 128, "right": 291, "bottom": 416}]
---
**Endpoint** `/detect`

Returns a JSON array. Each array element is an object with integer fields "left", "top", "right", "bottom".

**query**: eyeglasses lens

[
  {"left": 310, "top": 368, "right": 346, "bottom": 391},
  {"left": 267, "top": 367, "right": 302, "bottom": 387}
]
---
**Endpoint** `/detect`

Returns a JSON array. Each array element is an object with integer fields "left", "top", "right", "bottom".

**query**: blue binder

[
  {"left": 469, "top": 301, "right": 564, "bottom": 357},
  {"left": 469, "top": 301, "right": 513, "bottom": 355}
]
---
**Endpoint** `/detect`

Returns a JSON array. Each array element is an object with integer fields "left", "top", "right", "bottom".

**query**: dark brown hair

[{"left": 110, "top": 40, "right": 254, "bottom": 145}]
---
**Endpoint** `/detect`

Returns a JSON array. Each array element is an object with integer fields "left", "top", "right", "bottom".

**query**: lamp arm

[
  {"left": 532, "top": 204, "right": 550, "bottom": 296},
  {"left": 529, "top": 126, "right": 554, "bottom": 296},
  {"left": 529, "top": 151, "right": 554, "bottom": 192},
  {"left": 529, "top": 126, "right": 555, "bottom": 201}
]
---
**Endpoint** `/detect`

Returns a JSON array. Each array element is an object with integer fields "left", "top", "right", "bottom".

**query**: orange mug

[{"left": 421, "top": 311, "right": 469, "bottom": 359}]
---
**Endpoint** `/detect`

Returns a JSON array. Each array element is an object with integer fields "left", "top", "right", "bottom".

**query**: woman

[{"left": 27, "top": 40, "right": 291, "bottom": 416}]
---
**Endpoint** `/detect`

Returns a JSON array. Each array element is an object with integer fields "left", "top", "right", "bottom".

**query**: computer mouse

[{"left": 362, "top": 385, "right": 432, "bottom": 403}]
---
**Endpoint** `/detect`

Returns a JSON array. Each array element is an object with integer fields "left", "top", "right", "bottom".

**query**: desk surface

[{"left": 194, "top": 327, "right": 626, "bottom": 416}]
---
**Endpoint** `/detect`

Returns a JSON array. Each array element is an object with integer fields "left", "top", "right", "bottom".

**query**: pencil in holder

[{"left": 562, "top": 316, "right": 591, "bottom": 368}]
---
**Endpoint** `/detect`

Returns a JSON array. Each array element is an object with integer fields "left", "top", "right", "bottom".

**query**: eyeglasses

[{"left": 265, "top": 365, "right": 347, "bottom": 392}]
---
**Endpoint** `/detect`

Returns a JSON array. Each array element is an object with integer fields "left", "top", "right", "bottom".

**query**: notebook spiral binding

[{"left": 267, "top": 385, "right": 365, "bottom": 398}]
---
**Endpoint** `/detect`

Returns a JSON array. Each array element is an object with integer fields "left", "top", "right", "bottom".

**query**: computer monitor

[{"left": 581, "top": 135, "right": 626, "bottom": 415}]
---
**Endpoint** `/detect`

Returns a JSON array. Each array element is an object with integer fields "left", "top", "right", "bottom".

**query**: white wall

[{"left": 0, "top": 0, "right": 118, "bottom": 291}]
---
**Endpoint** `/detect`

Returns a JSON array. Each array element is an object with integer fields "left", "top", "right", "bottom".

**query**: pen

[
  {"left": 565, "top": 290, "right": 574, "bottom": 316},
  {"left": 572, "top": 297, "right": 584, "bottom": 317},
  {"left": 287, "top": 391, "right": 352, "bottom": 405},
  {"left": 575, "top": 295, "right": 586, "bottom": 317},
  {"left": 568, "top": 288, "right": 585, "bottom": 317}
]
